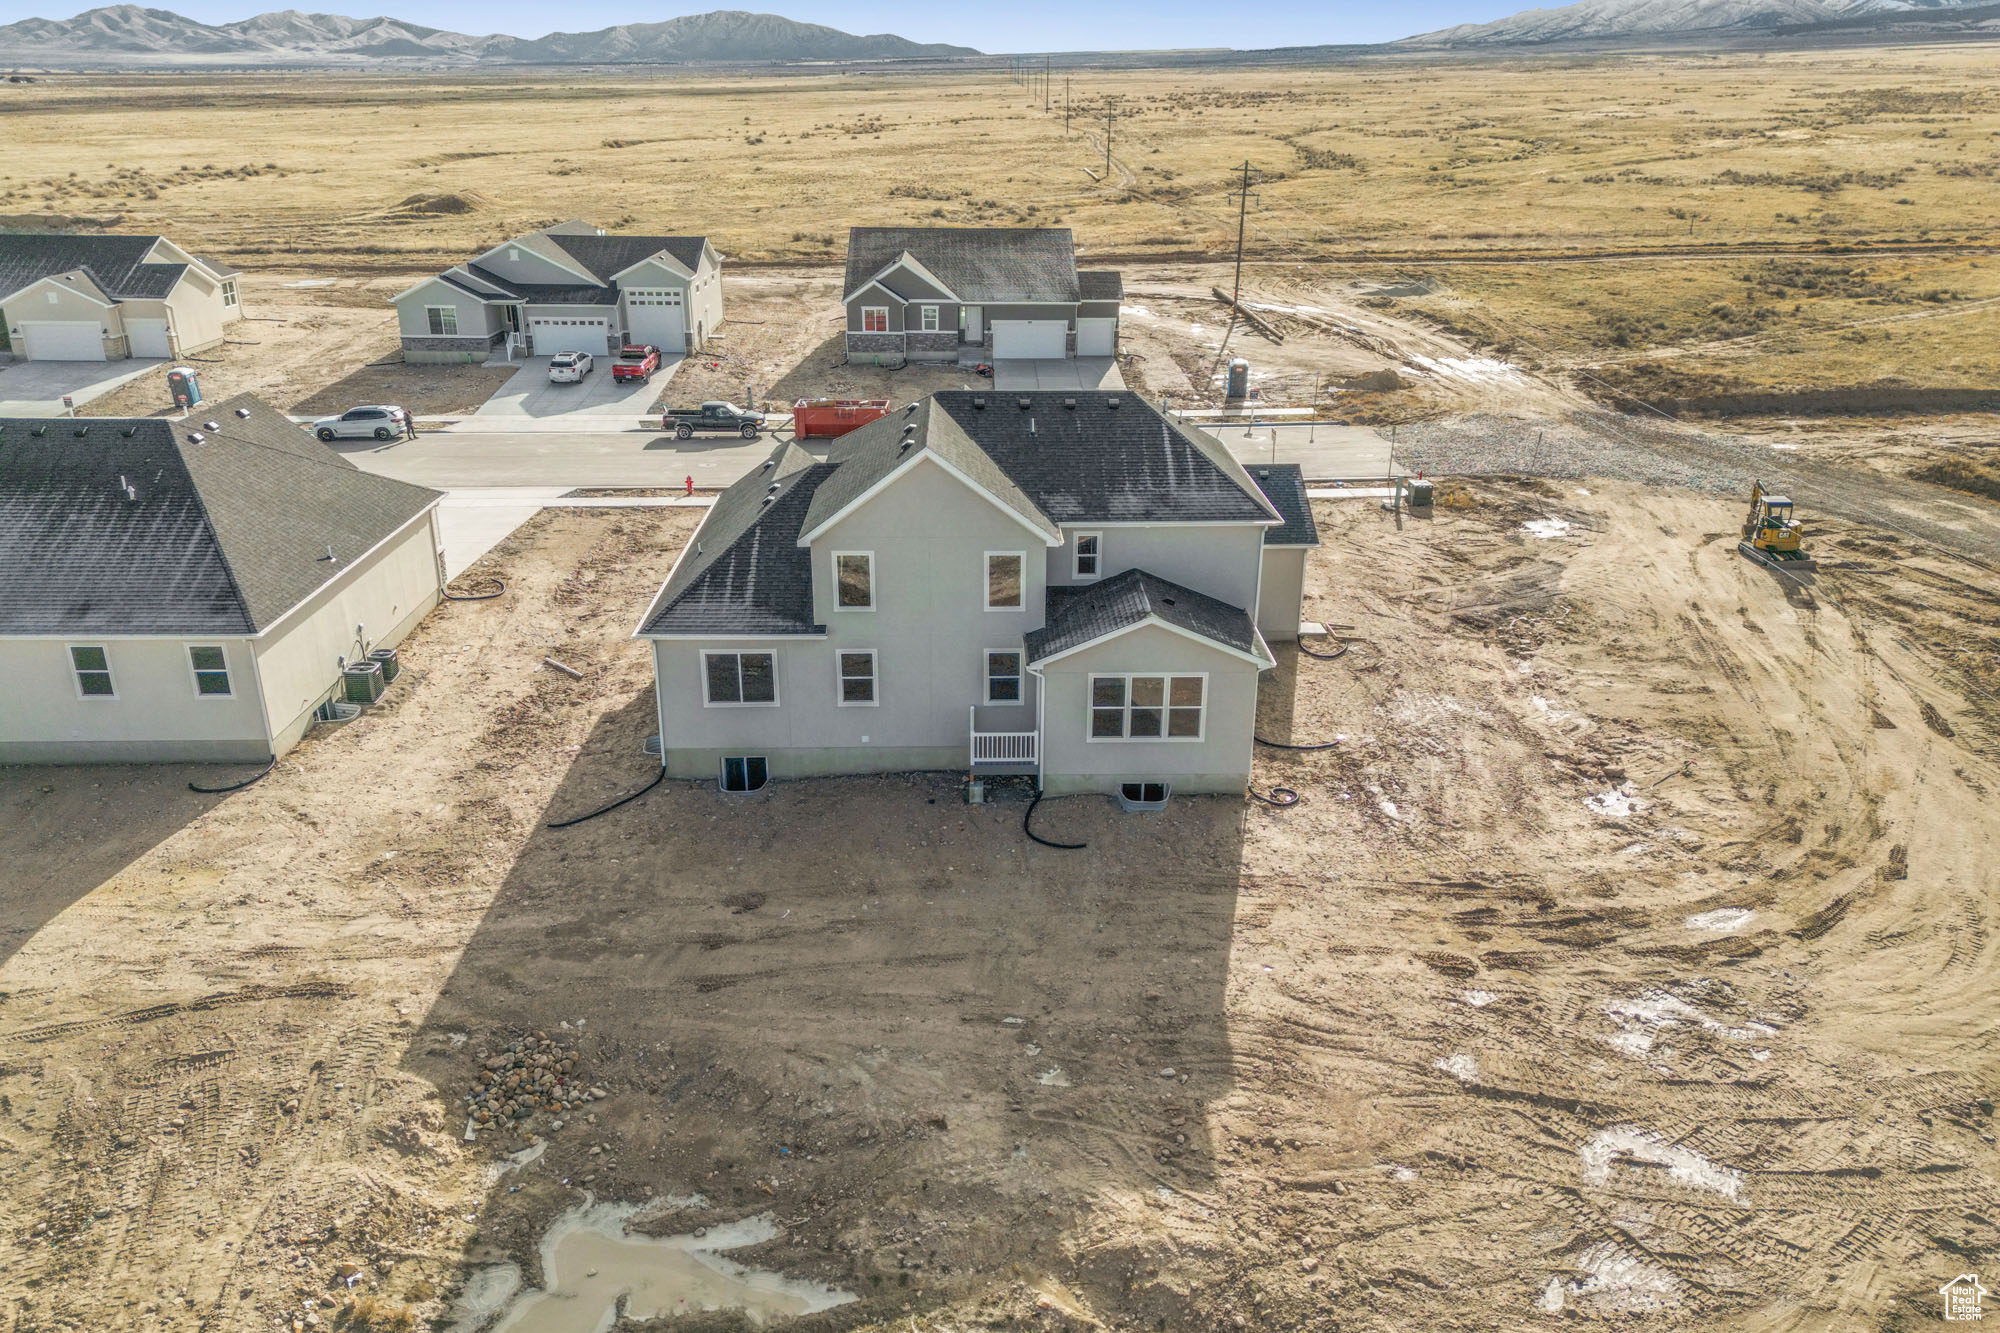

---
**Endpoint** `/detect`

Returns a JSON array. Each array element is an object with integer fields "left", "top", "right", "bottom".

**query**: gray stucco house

[
  {"left": 635, "top": 391, "right": 1317, "bottom": 799},
  {"left": 842, "top": 227, "right": 1121, "bottom": 364},
  {"left": 0, "top": 233, "right": 242, "bottom": 362},
  {"left": 391, "top": 220, "right": 722, "bottom": 364}
]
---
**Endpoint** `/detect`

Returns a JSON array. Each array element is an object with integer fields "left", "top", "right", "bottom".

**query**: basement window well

[
  {"left": 720, "top": 756, "right": 769, "bottom": 794},
  {"left": 1118, "top": 782, "right": 1169, "bottom": 812}
]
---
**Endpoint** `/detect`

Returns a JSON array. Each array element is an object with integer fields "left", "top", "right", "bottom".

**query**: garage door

[
  {"left": 20, "top": 321, "right": 105, "bottom": 361},
  {"left": 624, "top": 289, "right": 686, "bottom": 354},
  {"left": 528, "top": 317, "right": 610, "bottom": 357},
  {"left": 1076, "top": 318, "right": 1117, "bottom": 357},
  {"left": 126, "top": 318, "right": 171, "bottom": 358},
  {"left": 991, "top": 320, "right": 1068, "bottom": 359}
]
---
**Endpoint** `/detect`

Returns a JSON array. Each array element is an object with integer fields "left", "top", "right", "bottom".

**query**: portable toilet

[
  {"left": 1225, "top": 358, "right": 1250, "bottom": 399},
  {"left": 167, "top": 366, "right": 201, "bottom": 409}
]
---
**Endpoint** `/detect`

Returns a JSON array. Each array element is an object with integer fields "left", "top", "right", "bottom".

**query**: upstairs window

[
  {"left": 426, "top": 306, "right": 458, "bottom": 336},
  {"left": 703, "top": 651, "right": 777, "bottom": 706},
  {"left": 862, "top": 307, "right": 889, "bottom": 333},
  {"left": 1074, "top": 533, "right": 1101, "bottom": 580},
  {"left": 189, "top": 645, "right": 231, "bottom": 697},
  {"left": 834, "top": 552, "right": 874, "bottom": 610},
  {"left": 1090, "top": 674, "right": 1205, "bottom": 740},
  {"left": 70, "top": 645, "right": 114, "bottom": 698},
  {"left": 985, "top": 552, "right": 1024, "bottom": 610}
]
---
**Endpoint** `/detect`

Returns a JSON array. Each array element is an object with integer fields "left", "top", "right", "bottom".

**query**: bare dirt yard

[{"left": 3, "top": 477, "right": 1996, "bottom": 1331}]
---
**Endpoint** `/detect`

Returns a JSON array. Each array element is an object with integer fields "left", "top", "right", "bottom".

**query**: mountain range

[
  {"left": 0, "top": 5, "right": 980, "bottom": 64},
  {"left": 1403, "top": 0, "right": 1990, "bottom": 44}
]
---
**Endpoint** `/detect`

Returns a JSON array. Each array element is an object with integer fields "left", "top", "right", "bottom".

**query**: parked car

[
  {"left": 664, "top": 401, "right": 767, "bottom": 439},
  {"left": 549, "top": 352, "right": 594, "bottom": 383},
  {"left": 612, "top": 344, "right": 662, "bottom": 383},
  {"left": 312, "top": 405, "right": 409, "bottom": 441}
]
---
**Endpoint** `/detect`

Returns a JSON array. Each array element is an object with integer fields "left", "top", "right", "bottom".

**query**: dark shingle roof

[
  {"left": 547, "top": 234, "right": 707, "bottom": 283},
  {"left": 1078, "top": 270, "right": 1123, "bottom": 302},
  {"left": 802, "top": 392, "right": 1280, "bottom": 533},
  {"left": 460, "top": 264, "right": 617, "bottom": 305},
  {"left": 1250, "top": 464, "right": 1319, "bottom": 547},
  {"left": 0, "top": 233, "right": 191, "bottom": 303},
  {"left": 844, "top": 227, "right": 1079, "bottom": 304},
  {"left": 1026, "top": 568, "right": 1265, "bottom": 665},
  {"left": 638, "top": 440, "right": 834, "bottom": 637},
  {"left": 0, "top": 394, "right": 439, "bottom": 636}
]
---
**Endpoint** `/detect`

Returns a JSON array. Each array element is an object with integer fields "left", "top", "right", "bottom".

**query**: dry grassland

[{"left": 4, "top": 44, "right": 1998, "bottom": 395}]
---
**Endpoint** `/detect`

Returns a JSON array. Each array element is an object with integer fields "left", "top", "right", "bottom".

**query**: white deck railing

[{"left": 969, "top": 706, "right": 1037, "bottom": 765}]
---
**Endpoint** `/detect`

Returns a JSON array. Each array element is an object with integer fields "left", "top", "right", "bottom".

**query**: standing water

[{"left": 470, "top": 1201, "right": 855, "bottom": 1332}]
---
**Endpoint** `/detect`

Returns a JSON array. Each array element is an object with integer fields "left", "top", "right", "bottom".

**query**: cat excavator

[{"left": 1739, "top": 480, "right": 1816, "bottom": 572}]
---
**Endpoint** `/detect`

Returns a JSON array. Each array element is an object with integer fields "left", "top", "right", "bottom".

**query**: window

[
  {"left": 189, "top": 645, "right": 231, "bottom": 697},
  {"left": 1089, "top": 674, "right": 1205, "bottom": 740},
  {"left": 703, "top": 651, "right": 777, "bottom": 706},
  {"left": 834, "top": 552, "right": 874, "bottom": 610},
  {"left": 837, "top": 650, "right": 877, "bottom": 705},
  {"left": 221, "top": 278, "right": 238, "bottom": 308},
  {"left": 720, "top": 756, "right": 768, "bottom": 792},
  {"left": 985, "top": 650, "right": 1022, "bottom": 705},
  {"left": 70, "top": 645, "right": 114, "bottom": 698},
  {"left": 920, "top": 305, "right": 940, "bottom": 332},
  {"left": 1074, "top": 533, "right": 1101, "bottom": 580},
  {"left": 1120, "top": 782, "right": 1170, "bottom": 809},
  {"left": 426, "top": 306, "right": 458, "bottom": 336},
  {"left": 985, "top": 552, "right": 1024, "bottom": 610},
  {"left": 862, "top": 307, "right": 889, "bottom": 333}
]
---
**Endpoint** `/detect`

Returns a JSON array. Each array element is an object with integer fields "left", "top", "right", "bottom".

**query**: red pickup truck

[{"left": 611, "top": 344, "right": 662, "bottom": 382}]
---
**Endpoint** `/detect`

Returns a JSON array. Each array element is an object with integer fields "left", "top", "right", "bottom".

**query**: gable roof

[
  {"left": 545, "top": 233, "right": 707, "bottom": 282},
  {"left": 844, "top": 227, "right": 1080, "bottom": 304},
  {"left": 0, "top": 393, "right": 439, "bottom": 637},
  {"left": 637, "top": 439, "right": 835, "bottom": 637},
  {"left": 1026, "top": 568, "right": 1271, "bottom": 667},
  {"left": 1078, "top": 270, "right": 1124, "bottom": 302},
  {"left": 1250, "top": 464, "right": 1320, "bottom": 547},
  {"left": 0, "top": 233, "right": 192, "bottom": 304}
]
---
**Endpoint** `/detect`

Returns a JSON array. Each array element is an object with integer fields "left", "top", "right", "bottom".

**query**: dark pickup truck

[{"left": 664, "top": 401, "right": 768, "bottom": 439}]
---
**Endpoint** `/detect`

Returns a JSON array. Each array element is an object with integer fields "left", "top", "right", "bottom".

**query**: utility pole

[
  {"left": 1044, "top": 55, "right": 1051, "bottom": 113},
  {"left": 1105, "top": 101, "right": 1114, "bottom": 177},
  {"left": 1227, "top": 160, "right": 1259, "bottom": 311},
  {"left": 1064, "top": 76, "right": 1071, "bottom": 134}
]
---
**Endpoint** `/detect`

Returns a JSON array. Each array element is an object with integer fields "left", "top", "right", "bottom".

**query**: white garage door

[
  {"left": 127, "top": 318, "right": 171, "bottom": 358},
  {"left": 528, "top": 317, "right": 610, "bottom": 357},
  {"left": 1076, "top": 318, "right": 1117, "bottom": 357},
  {"left": 624, "top": 289, "right": 686, "bottom": 353},
  {"left": 21, "top": 321, "right": 105, "bottom": 361},
  {"left": 992, "top": 320, "right": 1068, "bottom": 359}
]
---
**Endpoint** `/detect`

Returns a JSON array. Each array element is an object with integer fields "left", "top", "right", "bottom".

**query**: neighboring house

[
  {"left": 0, "top": 394, "right": 444, "bottom": 763},
  {"left": 637, "top": 390, "right": 1316, "bottom": 800},
  {"left": 392, "top": 220, "right": 722, "bottom": 364},
  {"left": 0, "top": 232, "right": 242, "bottom": 362},
  {"left": 842, "top": 227, "right": 1121, "bottom": 364}
]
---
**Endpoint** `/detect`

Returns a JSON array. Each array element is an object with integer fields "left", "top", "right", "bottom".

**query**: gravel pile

[{"left": 465, "top": 1033, "right": 604, "bottom": 1134}]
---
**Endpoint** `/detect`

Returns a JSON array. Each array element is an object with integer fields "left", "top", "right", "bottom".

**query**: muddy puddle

[{"left": 458, "top": 1201, "right": 855, "bottom": 1332}]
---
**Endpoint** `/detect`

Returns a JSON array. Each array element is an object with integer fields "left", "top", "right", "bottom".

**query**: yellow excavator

[{"left": 1739, "top": 480, "right": 1816, "bottom": 571}]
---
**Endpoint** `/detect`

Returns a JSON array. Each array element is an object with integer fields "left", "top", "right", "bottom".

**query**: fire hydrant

[{"left": 684, "top": 475, "right": 694, "bottom": 497}]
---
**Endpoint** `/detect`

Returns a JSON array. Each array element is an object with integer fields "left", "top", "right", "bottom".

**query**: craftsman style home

[
  {"left": 842, "top": 227, "right": 1121, "bottom": 364},
  {"left": 392, "top": 220, "right": 722, "bottom": 363},
  {"left": 0, "top": 394, "right": 443, "bottom": 763},
  {"left": 636, "top": 391, "right": 1317, "bottom": 799},
  {"left": 0, "top": 233, "right": 242, "bottom": 361}
]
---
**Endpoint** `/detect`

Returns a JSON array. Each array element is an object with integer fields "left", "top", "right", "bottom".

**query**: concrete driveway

[
  {"left": 991, "top": 358, "right": 1124, "bottom": 392},
  {"left": 474, "top": 354, "right": 678, "bottom": 419},
  {"left": 0, "top": 357, "right": 167, "bottom": 416}
]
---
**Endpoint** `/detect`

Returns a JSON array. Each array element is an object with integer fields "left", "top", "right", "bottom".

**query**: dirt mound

[{"left": 394, "top": 190, "right": 487, "bottom": 215}]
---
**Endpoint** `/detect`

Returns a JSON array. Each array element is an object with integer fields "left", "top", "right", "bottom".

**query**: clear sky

[{"left": 8, "top": 1, "right": 1504, "bottom": 46}]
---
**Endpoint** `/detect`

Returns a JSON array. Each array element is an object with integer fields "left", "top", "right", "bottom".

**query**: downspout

[{"left": 1031, "top": 664, "right": 1047, "bottom": 792}]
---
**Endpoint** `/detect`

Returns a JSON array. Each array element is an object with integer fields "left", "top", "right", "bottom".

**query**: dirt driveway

[{"left": 1, "top": 485, "right": 1996, "bottom": 1331}]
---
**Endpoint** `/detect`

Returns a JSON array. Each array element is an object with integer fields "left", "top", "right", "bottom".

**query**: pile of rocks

[{"left": 465, "top": 1033, "right": 604, "bottom": 1135}]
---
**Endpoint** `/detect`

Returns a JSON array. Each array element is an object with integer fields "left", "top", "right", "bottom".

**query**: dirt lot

[{"left": 2, "top": 475, "right": 1995, "bottom": 1331}]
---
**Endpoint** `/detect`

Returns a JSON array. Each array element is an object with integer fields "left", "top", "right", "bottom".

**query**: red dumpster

[{"left": 791, "top": 398, "right": 892, "bottom": 439}]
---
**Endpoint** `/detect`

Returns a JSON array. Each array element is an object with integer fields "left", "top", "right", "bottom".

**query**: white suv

[
  {"left": 549, "top": 352, "right": 594, "bottom": 383},
  {"left": 312, "top": 405, "right": 409, "bottom": 441}
]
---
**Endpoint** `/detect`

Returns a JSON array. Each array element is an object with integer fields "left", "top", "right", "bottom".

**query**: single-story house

[
  {"left": 636, "top": 390, "right": 1316, "bottom": 800},
  {"left": 0, "top": 232, "right": 242, "bottom": 362},
  {"left": 392, "top": 220, "right": 722, "bottom": 364},
  {"left": 842, "top": 227, "right": 1122, "bottom": 364},
  {"left": 0, "top": 394, "right": 444, "bottom": 764}
]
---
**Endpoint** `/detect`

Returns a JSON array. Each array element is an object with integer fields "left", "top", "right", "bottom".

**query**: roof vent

[
  {"left": 1161, "top": 596, "right": 1176, "bottom": 607},
  {"left": 971, "top": 396, "right": 986, "bottom": 410},
  {"left": 1017, "top": 397, "right": 1031, "bottom": 411},
  {"left": 120, "top": 426, "right": 137, "bottom": 438},
  {"left": 72, "top": 426, "right": 88, "bottom": 437},
  {"left": 32, "top": 424, "right": 47, "bottom": 437},
  {"left": 234, "top": 407, "right": 251, "bottom": 419},
  {"left": 759, "top": 495, "right": 775, "bottom": 508},
  {"left": 186, "top": 432, "right": 205, "bottom": 445},
  {"left": 903, "top": 401, "right": 919, "bottom": 415},
  {"left": 1106, "top": 396, "right": 1121, "bottom": 409},
  {"left": 901, "top": 421, "right": 916, "bottom": 434},
  {"left": 1063, "top": 397, "right": 1077, "bottom": 410},
  {"left": 1029, "top": 417, "right": 1037, "bottom": 435},
  {"left": 760, "top": 457, "right": 776, "bottom": 471},
  {"left": 767, "top": 482, "right": 781, "bottom": 495},
  {"left": 203, "top": 420, "right": 220, "bottom": 431},
  {"left": 118, "top": 474, "right": 138, "bottom": 502}
]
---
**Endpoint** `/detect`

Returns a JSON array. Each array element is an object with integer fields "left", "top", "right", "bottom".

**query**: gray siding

[
  {"left": 1257, "top": 548, "right": 1307, "bottom": 642},
  {"left": 395, "top": 281, "right": 495, "bottom": 342},
  {"left": 1046, "top": 524, "right": 1266, "bottom": 612}
]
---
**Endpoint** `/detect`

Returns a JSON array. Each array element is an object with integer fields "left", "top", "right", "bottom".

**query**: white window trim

[
  {"left": 1073, "top": 531, "right": 1103, "bottom": 582},
  {"left": 69, "top": 644, "right": 115, "bottom": 700},
  {"left": 920, "top": 304, "right": 940, "bottom": 332},
  {"left": 1086, "top": 672, "right": 1208, "bottom": 743},
  {"left": 836, "top": 648, "right": 879, "bottom": 707},
  {"left": 861, "top": 306, "right": 890, "bottom": 333},
  {"left": 985, "top": 551, "right": 1027, "bottom": 612},
  {"left": 188, "top": 644, "right": 233, "bottom": 699},
  {"left": 831, "top": 550, "right": 875, "bottom": 612},
  {"left": 426, "top": 305, "right": 458, "bottom": 336},
  {"left": 984, "top": 648, "right": 1025, "bottom": 706},
  {"left": 221, "top": 279, "right": 239, "bottom": 308},
  {"left": 700, "top": 650, "right": 780, "bottom": 708}
]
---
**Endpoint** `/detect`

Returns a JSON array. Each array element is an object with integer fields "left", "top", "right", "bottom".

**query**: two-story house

[
  {"left": 635, "top": 391, "right": 1318, "bottom": 800},
  {"left": 391, "top": 220, "right": 722, "bottom": 363}
]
